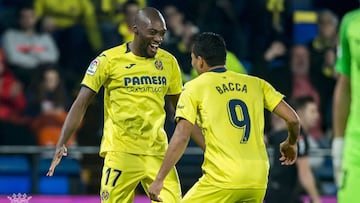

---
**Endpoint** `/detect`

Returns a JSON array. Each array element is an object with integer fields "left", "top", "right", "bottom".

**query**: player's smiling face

[{"left": 137, "top": 20, "right": 166, "bottom": 58}]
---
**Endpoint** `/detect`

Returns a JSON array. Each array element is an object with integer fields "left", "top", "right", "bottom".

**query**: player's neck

[{"left": 208, "top": 65, "right": 226, "bottom": 72}]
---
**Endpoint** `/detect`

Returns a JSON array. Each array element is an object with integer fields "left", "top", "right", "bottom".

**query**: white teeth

[{"left": 151, "top": 44, "right": 159, "bottom": 48}]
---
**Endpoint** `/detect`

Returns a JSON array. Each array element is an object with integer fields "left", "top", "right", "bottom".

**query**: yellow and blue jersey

[
  {"left": 176, "top": 68, "right": 284, "bottom": 189},
  {"left": 81, "top": 43, "right": 183, "bottom": 157}
]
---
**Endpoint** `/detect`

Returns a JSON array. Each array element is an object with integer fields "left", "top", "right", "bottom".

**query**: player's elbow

[{"left": 287, "top": 113, "right": 300, "bottom": 128}]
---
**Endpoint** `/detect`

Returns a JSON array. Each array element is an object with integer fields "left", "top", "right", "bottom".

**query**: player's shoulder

[
  {"left": 156, "top": 48, "right": 177, "bottom": 61},
  {"left": 228, "top": 71, "right": 263, "bottom": 82},
  {"left": 101, "top": 44, "right": 127, "bottom": 60},
  {"left": 342, "top": 9, "right": 360, "bottom": 25}
]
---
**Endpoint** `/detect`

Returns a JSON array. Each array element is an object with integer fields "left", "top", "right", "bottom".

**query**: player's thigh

[
  {"left": 338, "top": 165, "right": 360, "bottom": 203},
  {"left": 182, "top": 181, "right": 265, "bottom": 203},
  {"left": 100, "top": 152, "right": 144, "bottom": 203},
  {"left": 141, "top": 155, "right": 181, "bottom": 203}
]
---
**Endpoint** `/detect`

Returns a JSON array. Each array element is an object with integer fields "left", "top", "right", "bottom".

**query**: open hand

[
  {"left": 46, "top": 144, "right": 67, "bottom": 176},
  {"left": 279, "top": 140, "right": 297, "bottom": 165}
]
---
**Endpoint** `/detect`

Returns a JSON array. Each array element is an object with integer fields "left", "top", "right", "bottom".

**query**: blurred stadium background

[{"left": 1, "top": 0, "right": 358, "bottom": 202}]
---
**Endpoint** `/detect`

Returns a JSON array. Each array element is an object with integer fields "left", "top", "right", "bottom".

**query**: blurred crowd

[{"left": 0, "top": 0, "right": 358, "bottom": 195}]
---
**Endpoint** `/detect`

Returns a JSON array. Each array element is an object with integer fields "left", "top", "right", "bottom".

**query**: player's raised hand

[
  {"left": 46, "top": 144, "right": 67, "bottom": 176},
  {"left": 279, "top": 140, "right": 297, "bottom": 165},
  {"left": 148, "top": 180, "right": 164, "bottom": 202}
]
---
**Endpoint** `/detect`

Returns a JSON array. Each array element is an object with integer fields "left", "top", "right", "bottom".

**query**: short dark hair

[
  {"left": 289, "top": 95, "right": 315, "bottom": 111},
  {"left": 192, "top": 32, "right": 226, "bottom": 67}
]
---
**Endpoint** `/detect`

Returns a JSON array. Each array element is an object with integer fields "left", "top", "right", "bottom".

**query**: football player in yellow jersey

[
  {"left": 46, "top": 7, "right": 184, "bottom": 203},
  {"left": 148, "top": 32, "right": 300, "bottom": 203}
]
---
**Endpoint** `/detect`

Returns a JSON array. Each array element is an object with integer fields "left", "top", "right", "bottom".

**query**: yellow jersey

[
  {"left": 176, "top": 68, "right": 284, "bottom": 189},
  {"left": 82, "top": 43, "right": 183, "bottom": 157}
]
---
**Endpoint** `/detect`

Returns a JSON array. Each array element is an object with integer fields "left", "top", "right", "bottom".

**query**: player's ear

[
  {"left": 199, "top": 56, "right": 205, "bottom": 68},
  {"left": 132, "top": 25, "right": 138, "bottom": 34}
]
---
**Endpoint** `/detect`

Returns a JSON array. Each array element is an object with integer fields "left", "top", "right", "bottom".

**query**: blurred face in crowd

[
  {"left": 298, "top": 102, "right": 320, "bottom": 131},
  {"left": 124, "top": 3, "right": 140, "bottom": 26},
  {"left": 20, "top": 8, "right": 37, "bottom": 31},
  {"left": 318, "top": 11, "right": 338, "bottom": 39},
  {"left": 291, "top": 45, "right": 310, "bottom": 76},
  {"left": 44, "top": 69, "right": 60, "bottom": 91}
]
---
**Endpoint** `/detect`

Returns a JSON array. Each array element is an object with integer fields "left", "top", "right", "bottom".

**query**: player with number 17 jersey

[
  {"left": 176, "top": 69, "right": 284, "bottom": 189},
  {"left": 81, "top": 42, "right": 183, "bottom": 157}
]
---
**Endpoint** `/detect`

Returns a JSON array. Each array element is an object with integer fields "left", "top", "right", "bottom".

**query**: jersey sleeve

[
  {"left": 261, "top": 79, "right": 284, "bottom": 112},
  {"left": 335, "top": 13, "right": 351, "bottom": 76},
  {"left": 81, "top": 53, "right": 109, "bottom": 93},
  {"left": 166, "top": 55, "right": 183, "bottom": 95},
  {"left": 175, "top": 83, "right": 197, "bottom": 124}
]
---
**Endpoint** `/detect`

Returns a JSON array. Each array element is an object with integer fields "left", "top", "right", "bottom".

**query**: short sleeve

[
  {"left": 335, "top": 13, "right": 351, "bottom": 76},
  {"left": 167, "top": 56, "right": 183, "bottom": 95},
  {"left": 81, "top": 53, "right": 109, "bottom": 93},
  {"left": 175, "top": 83, "right": 197, "bottom": 124},
  {"left": 261, "top": 79, "right": 284, "bottom": 112}
]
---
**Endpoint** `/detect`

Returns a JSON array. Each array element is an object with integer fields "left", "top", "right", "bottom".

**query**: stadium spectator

[
  {"left": 266, "top": 96, "right": 322, "bottom": 203},
  {"left": 0, "top": 49, "right": 35, "bottom": 145},
  {"left": 117, "top": 0, "right": 140, "bottom": 43},
  {"left": 268, "top": 45, "right": 324, "bottom": 139},
  {"left": 26, "top": 64, "right": 68, "bottom": 117},
  {"left": 34, "top": 0, "right": 102, "bottom": 85},
  {"left": 307, "top": 9, "right": 338, "bottom": 134},
  {"left": 25, "top": 64, "right": 74, "bottom": 147},
  {"left": 2, "top": 4, "right": 59, "bottom": 86}
]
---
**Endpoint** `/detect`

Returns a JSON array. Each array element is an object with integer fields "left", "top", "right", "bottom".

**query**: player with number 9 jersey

[
  {"left": 177, "top": 70, "right": 284, "bottom": 189},
  {"left": 147, "top": 32, "right": 299, "bottom": 203}
]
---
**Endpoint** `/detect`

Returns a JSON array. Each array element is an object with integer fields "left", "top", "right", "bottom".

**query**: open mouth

[{"left": 149, "top": 43, "right": 159, "bottom": 53}]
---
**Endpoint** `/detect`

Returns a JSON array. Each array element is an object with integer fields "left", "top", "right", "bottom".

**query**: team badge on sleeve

[
  {"left": 154, "top": 59, "right": 163, "bottom": 70},
  {"left": 86, "top": 59, "right": 99, "bottom": 75}
]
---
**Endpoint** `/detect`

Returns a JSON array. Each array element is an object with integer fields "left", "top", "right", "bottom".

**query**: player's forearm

[
  {"left": 333, "top": 75, "right": 350, "bottom": 138},
  {"left": 286, "top": 119, "right": 300, "bottom": 145},
  {"left": 57, "top": 91, "right": 93, "bottom": 147},
  {"left": 156, "top": 120, "right": 192, "bottom": 182},
  {"left": 273, "top": 100, "right": 300, "bottom": 145}
]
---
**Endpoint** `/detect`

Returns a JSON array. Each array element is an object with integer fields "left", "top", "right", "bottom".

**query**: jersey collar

[{"left": 209, "top": 67, "right": 227, "bottom": 73}]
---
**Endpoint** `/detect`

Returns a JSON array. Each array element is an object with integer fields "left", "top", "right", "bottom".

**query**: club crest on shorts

[
  {"left": 86, "top": 59, "right": 100, "bottom": 75},
  {"left": 154, "top": 59, "right": 163, "bottom": 70},
  {"left": 101, "top": 190, "right": 110, "bottom": 201}
]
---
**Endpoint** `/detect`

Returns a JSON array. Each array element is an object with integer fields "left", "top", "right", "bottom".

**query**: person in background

[
  {"left": 332, "top": 3, "right": 360, "bottom": 203},
  {"left": 2, "top": 4, "right": 59, "bottom": 86},
  {"left": 148, "top": 32, "right": 299, "bottom": 203},
  {"left": 34, "top": 0, "right": 102, "bottom": 86},
  {"left": 26, "top": 64, "right": 74, "bottom": 147},
  {"left": 117, "top": 0, "right": 140, "bottom": 43},
  {"left": 265, "top": 96, "right": 322, "bottom": 203},
  {"left": 307, "top": 9, "right": 338, "bottom": 135},
  {"left": 0, "top": 49, "right": 35, "bottom": 145}
]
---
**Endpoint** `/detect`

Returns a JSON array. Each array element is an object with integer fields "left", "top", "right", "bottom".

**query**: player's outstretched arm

[
  {"left": 148, "top": 118, "right": 193, "bottom": 202},
  {"left": 273, "top": 100, "right": 300, "bottom": 165},
  {"left": 47, "top": 86, "right": 96, "bottom": 176}
]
